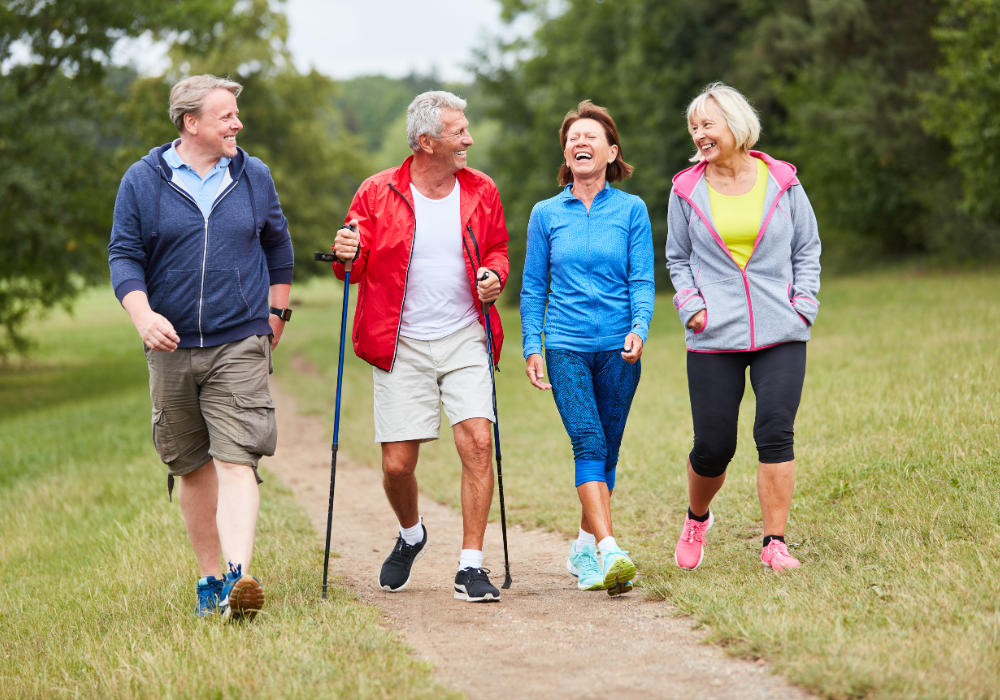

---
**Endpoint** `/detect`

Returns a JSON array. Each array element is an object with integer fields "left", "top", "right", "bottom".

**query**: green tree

[
  {"left": 924, "top": 0, "right": 1000, "bottom": 255},
  {"left": 0, "top": 0, "right": 238, "bottom": 354}
]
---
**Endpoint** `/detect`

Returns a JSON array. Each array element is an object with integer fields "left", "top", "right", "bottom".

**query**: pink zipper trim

[{"left": 676, "top": 190, "right": 755, "bottom": 349}]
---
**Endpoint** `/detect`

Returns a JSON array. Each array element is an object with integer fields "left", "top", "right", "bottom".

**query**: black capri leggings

[{"left": 687, "top": 342, "right": 807, "bottom": 478}]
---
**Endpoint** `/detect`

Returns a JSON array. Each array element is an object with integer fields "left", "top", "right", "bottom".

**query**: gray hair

[
  {"left": 168, "top": 75, "right": 243, "bottom": 132},
  {"left": 686, "top": 82, "right": 761, "bottom": 162},
  {"left": 406, "top": 91, "right": 468, "bottom": 152}
]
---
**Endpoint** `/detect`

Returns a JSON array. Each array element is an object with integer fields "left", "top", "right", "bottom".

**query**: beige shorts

[
  {"left": 373, "top": 322, "right": 495, "bottom": 443},
  {"left": 145, "top": 335, "right": 276, "bottom": 478}
]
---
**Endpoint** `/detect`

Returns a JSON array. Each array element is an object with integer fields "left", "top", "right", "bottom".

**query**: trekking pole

[
  {"left": 479, "top": 271, "right": 512, "bottom": 589},
  {"left": 313, "top": 223, "right": 356, "bottom": 600}
]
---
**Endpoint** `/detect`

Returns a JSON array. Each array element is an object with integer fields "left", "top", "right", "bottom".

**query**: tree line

[{"left": 2, "top": 0, "right": 997, "bottom": 355}]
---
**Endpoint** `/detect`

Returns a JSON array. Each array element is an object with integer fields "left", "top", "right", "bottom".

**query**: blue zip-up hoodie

[
  {"left": 521, "top": 182, "right": 655, "bottom": 358},
  {"left": 108, "top": 144, "right": 294, "bottom": 348}
]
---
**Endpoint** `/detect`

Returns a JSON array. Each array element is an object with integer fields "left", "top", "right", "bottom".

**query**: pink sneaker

[
  {"left": 674, "top": 510, "right": 714, "bottom": 570},
  {"left": 761, "top": 540, "right": 800, "bottom": 572}
]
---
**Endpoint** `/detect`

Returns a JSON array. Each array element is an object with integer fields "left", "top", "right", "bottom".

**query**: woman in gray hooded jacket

[{"left": 665, "top": 82, "right": 821, "bottom": 574}]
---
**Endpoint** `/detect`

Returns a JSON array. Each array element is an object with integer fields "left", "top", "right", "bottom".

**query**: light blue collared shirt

[{"left": 163, "top": 138, "right": 231, "bottom": 219}]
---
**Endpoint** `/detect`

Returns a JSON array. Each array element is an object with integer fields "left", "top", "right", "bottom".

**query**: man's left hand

[
  {"left": 476, "top": 268, "right": 501, "bottom": 304},
  {"left": 269, "top": 314, "right": 285, "bottom": 349}
]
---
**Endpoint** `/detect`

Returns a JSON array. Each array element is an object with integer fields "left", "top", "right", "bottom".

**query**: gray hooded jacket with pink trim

[{"left": 666, "top": 151, "right": 821, "bottom": 352}]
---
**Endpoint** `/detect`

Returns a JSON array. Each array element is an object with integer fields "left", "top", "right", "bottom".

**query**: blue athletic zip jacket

[
  {"left": 108, "top": 144, "right": 294, "bottom": 348},
  {"left": 521, "top": 182, "right": 655, "bottom": 358}
]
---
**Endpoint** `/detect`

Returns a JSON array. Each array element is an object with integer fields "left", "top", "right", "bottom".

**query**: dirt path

[{"left": 266, "top": 381, "right": 815, "bottom": 700}]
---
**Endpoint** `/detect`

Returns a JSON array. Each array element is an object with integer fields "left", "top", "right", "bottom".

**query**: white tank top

[{"left": 400, "top": 180, "right": 479, "bottom": 340}]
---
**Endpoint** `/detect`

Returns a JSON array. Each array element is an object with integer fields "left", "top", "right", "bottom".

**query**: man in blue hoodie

[{"left": 108, "top": 75, "right": 294, "bottom": 621}]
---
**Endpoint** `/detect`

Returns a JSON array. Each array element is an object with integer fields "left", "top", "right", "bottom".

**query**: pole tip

[{"left": 502, "top": 568, "right": 512, "bottom": 589}]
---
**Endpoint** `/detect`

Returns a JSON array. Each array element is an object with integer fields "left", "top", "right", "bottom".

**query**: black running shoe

[
  {"left": 454, "top": 567, "right": 500, "bottom": 602},
  {"left": 377, "top": 524, "right": 427, "bottom": 592}
]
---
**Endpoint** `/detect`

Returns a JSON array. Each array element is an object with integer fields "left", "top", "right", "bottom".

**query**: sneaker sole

[
  {"left": 453, "top": 585, "right": 500, "bottom": 603},
  {"left": 761, "top": 560, "right": 800, "bottom": 573},
  {"left": 222, "top": 576, "right": 264, "bottom": 622},
  {"left": 675, "top": 511, "right": 714, "bottom": 571},
  {"left": 607, "top": 580, "right": 633, "bottom": 596},
  {"left": 578, "top": 579, "right": 606, "bottom": 591},
  {"left": 566, "top": 558, "right": 579, "bottom": 578},
  {"left": 602, "top": 557, "right": 637, "bottom": 595},
  {"left": 377, "top": 545, "right": 426, "bottom": 592}
]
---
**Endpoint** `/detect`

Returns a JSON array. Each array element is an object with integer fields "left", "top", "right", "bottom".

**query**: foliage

[
  {"left": 1, "top": 0, "right": 370, "bottom": 356},
  {"left": 478, "top": 0, "right": 999, "bottom": 296},
  {"left": 924, "top": 0, "right": 1000, "bottom": 254},
  {"left": 0, "top": 0, "right": 235, "bottom": 355}
]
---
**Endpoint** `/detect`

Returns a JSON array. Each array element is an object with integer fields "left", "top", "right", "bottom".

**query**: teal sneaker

[
  {"left": 195, "top": 575, "right": 225, "bottom": 617},
  {"left": 570, "top": 542, "right": 605, "bottom": 591},
  {"left": 600, "top": 546, "right": 636, "bottom": 597}
]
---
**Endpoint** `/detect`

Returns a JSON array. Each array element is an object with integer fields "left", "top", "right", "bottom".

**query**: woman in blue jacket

[{"left": 521, "top": 101, "right": 655, "bottom": 596}]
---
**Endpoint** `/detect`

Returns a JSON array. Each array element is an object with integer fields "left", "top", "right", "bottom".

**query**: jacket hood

[
  {"left": 671, "top": 150, "right": 798, "bottom": 199},
  {"left": 141, "top": 142, "right": 248, "bottom": 181}
]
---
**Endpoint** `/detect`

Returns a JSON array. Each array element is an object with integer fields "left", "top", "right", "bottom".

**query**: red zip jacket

[{"left": 332, "top": 156, "right": 509, "bottom": 372}]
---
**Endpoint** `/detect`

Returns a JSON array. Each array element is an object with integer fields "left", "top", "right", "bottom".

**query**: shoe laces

[
  {"left": 763, "top": 540, "right": 792, "bottom": 560},
  {"left": 388, "top": 535, "right": 419, "bottom": 562},
  {"left": 577, "top": 547, "right": 601, "bottom": 577},
  {"left": 464, "top": 567, "right": 491, "bottom": 583},
  {"left": 682, "top": 517, "right": 710, "bottom": 544}
]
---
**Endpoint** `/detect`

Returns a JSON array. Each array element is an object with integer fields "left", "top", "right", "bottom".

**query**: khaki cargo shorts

[
  {"left": 373, "top": 321, "right": 495, "bottom": 443},
  {"left": 145, "top": 335, "right": 276, "bottom": 490}
]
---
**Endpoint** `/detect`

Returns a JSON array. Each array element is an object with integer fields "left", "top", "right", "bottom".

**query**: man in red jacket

[{"left": 333, "top": 91, "right": 509, "bottom": 602}]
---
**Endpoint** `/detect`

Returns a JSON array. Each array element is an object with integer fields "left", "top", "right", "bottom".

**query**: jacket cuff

[
  {"left": 523, "top": 339, "right": 543, "bottom": 360},
  {"left": 674, "top": 291, "right": 706, "bottom": 327},
  {"left": 630, "top": 320, "right": 649, "bottom": 344},
  {"left": 791, "top": 298, "right": 818, "bottom": 326},
  {"left": 267, "top": 266, "right": 294, "bottom": 285},
  {"left": 115, "top": 279, "right": 147, "bottom": 304}
]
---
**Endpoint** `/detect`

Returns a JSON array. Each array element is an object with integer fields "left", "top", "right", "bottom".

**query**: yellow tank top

[{"left": 708, "top": 159, "right": 768, "bottom": 269}]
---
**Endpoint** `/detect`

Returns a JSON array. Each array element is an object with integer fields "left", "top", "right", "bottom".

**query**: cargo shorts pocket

[
  {"left": 151, "top": 407, "right": 180, "bottom": 464},
  {"left": 231, "top": 393, "right": 277, "bottom": 455}
]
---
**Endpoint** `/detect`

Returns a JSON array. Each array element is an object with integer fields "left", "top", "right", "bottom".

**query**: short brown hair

[{"left": 558, "top": 100, "right": 634, "bottom": 186}]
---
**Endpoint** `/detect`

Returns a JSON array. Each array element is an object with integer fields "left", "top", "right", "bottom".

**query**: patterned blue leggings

[{"left": 545, "top": 349, "right": 642, "bottom": 491}]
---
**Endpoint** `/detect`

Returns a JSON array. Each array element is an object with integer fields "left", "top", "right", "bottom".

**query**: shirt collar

[
  {"left": 560, "top": 179, "right": 612, "bottom": 202},
  {"left": 164, "top": 138, "right": 231, "bottom": 174}
]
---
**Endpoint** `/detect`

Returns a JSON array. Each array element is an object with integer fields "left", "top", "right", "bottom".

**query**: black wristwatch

[{"left": 269, "top": 307, "right": 292, "bottom": 322}]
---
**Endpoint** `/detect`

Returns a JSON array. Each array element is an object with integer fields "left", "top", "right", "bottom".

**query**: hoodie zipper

[
  {"left": 677, "top": 178, "right": 793, "bottom": 350},
  {"left": 388, "top": 183, "right": 416, "bottom": 371},
  {"left": 164, "top": 174, "right": 241, "bottom": 348}
]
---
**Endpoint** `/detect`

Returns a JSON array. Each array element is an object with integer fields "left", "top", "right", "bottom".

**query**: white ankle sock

[
  {"left": 598, "top": 536, "right": 619, "bottom": 555},
  {"left": 575, "top": 528, "right": 596, "bottom": 551},
  {"left": 399, "top": 517, "right": 423, "bottom": 546},
  {"left": 458, "top": 549, "right": 483, "bottom": 571}
]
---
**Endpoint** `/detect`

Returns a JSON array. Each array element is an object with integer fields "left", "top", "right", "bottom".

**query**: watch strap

[{"left": 269, "top": 307, "right": 292, "bottom": 322}]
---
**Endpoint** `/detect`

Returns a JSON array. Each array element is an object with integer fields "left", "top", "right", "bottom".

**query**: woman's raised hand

[
  {"left": 687, "top": 309, "right": 706, "bottom": 332},
  {"left": 525, "top": 353, "right": 552, "bottom": 390}
]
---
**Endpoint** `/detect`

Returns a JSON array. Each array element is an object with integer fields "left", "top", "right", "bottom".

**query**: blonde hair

[
  {"left": 168, "top": 75, "right": 243, "bottom": 133},
  {"left": 686, "top": 82, "right": 760, "bottom": 162}
]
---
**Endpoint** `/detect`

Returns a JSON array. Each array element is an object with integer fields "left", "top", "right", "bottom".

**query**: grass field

[
  {"left": 277, "top": 268, "right": 1000, "bottom": 700},
  {"left": 0, "top": 292, "right": 458, "bottom": 700}
]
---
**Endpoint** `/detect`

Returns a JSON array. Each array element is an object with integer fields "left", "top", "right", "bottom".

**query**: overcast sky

[{"left": 284, "top": 0, "right": 532, "bottom": 81}]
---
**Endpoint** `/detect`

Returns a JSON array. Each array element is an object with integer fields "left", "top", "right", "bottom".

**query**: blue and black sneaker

[
  {"left": 195, "top": 575, "right": 225, "bottom": 617},
  {"left": 219, "top": 562, "right": 265, "bottom": 622}
]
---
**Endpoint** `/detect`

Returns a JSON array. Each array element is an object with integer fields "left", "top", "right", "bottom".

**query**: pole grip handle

[
  {"left": 478, "top": 270, "right": 494, "bottom": 313},
  {"left": 340, "top": 223, "right": 357, "bottom": 273}
]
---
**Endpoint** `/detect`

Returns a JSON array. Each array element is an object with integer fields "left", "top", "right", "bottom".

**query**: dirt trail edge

[{"left": 267, "top": 381, "right": 815, "bottom": 700}]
